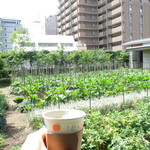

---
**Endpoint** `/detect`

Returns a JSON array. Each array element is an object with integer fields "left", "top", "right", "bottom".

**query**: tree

[
  {"left": 0, "top": 27, "right": 2, "bottom": 47},
  {"left": 9, "top": 26, "right": 30, "bottom": 52}
]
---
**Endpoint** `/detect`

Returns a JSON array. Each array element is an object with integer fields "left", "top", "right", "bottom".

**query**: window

[
  {"left": 129, "top": 14, "right": 133, "bottom": 21},
  {"left": 140, "top": 15, "right": 143, "bottom": 22},
  {"left": 130, "top": 23, "right": 133, "bottom": 30},
  {"left": 140, "top": 24, "right": 143, "bottom": 31},
  {"left": 5, "top": 39, "right": 7, "bottom": 42},
  {"left": 14, "top": 28, "right": 16, "bottom": 31},
  {"left": 61, "top": 43, "right": 73, "bottom": 47},
  {"left": 92, "top": 15, "right": 96, "bottom": 20},
  {"left": 92, "top": 39, "right": 96, "bottom": 43},
  {"left": 129, "top": 4, "right": 132, "bottom": 11},
  {"left": 92, "top": 31, "right": 97, "bottom": 35},
  {"left": 130, "top": 33, "right": 133, "bottom": 40},
  {"left": 39, "top": 43, "right": 58, "bottom": 47},
  {"left": 25, "top": 43, "right": 35, "bottom": 47},
  {"left": 140, "top": 6, "right": 143, "bottom": 13},
  {"left": 140, "top": 33, "right": 143, "bottom": 39},
  {"left": 84, "top": 0, "right": 89, "bottom": 3},
  {"left": 91, "top": 23, "right": 96, "bottom": 27}
]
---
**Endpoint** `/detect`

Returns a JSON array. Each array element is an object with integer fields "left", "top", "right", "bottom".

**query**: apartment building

[
  {"left": 45, "top": 15, "right": 57, "bottom": 35},
  {"left": 57, "top": 0, "right": 150, "bottom": 50},
  {"left": 0, "top": 18, "right": 21, "bottom": 51}
]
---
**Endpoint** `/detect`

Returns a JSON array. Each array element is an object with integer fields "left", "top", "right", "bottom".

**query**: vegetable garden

[
  {"left": 0, "top": 49, "right": 150, "bottom": 149},
  {"left": 11, "top": 67, "right": 150, "bottom": 111}
]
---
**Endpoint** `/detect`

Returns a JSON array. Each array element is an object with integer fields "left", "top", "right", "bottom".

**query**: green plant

[
  {"left": 0, "top": 133, "right": 4, "bottom": 148},
  {"left": 0, "top": 94, "right": 9, "bottom": 130},
  {"left": 13, "top": 97, "right": 25, "bottom": 104},
  {"left": 82, "top": 98, "right": 150, "bottom": 150},
  {"left": 9, "top": 146, "right": 21, "bottom": 150}
]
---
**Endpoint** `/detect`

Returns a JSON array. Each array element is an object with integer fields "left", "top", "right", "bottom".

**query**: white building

[
  {"left": 24, "top": 12, "right": 78, "bottom": 51},
  {"left": 123, "top": 38, "right": 150, "bottom": 69},
  {"left": 25, "top": 34, "right": 78, "bottom": 51}
]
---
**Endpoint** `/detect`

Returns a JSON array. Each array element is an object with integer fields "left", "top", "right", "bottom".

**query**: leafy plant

[
  {"left": 82, "top": 98, "right": 150, "bottom": 150},
  {"left": 13, "top": 97, "right": 25, "bottom": 104}
]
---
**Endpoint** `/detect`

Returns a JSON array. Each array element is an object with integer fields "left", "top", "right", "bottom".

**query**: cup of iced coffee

[{"left": 42, "top": 109, "right": 86, "bottom": 150}]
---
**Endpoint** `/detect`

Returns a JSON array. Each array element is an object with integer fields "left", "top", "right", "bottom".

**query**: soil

[{"left": 0, "top": 87, "right": 33, "bottom": 150}]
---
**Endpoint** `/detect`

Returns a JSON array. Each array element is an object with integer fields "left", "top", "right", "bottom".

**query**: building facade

[
  {"left": 0, "top": 18, "right": 21, "bottom": 51},
  {"left": 57, "top": 0, "right": 150, "bottom": 50},
  {"left": 45, "top": 15, "right": 57, "bottom": 35}
]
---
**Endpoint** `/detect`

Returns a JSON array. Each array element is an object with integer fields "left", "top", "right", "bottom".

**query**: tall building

[
  {"left": 57, "top": 0, "right": 150, "bottom": 50},
  {"left": 0, "top": 18, "right": 21, "bottom": 51},
  {"left": 45, "top": 15, "right": 57, "bottom": 35}
]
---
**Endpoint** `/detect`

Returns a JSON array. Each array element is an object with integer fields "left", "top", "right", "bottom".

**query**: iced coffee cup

[{"left": 42, "top": 109, "right": 86, "bottom": 150}]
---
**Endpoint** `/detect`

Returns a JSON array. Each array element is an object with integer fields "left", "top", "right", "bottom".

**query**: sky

[{"left": 0, "top": 0, "right": 58, "bottom": 28}]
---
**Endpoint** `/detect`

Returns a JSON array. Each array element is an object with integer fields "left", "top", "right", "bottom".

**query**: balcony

[
  {"left": 71, "top": 18, "right": 78, "bottom": 25},
  {"left": 74, "top": 33, "right": 78, "bottom": 39},
  {"left": 64, "top": 0, "right": 71, "bottom": 9},
  {"left": 99, "top": 31, "right": 107, "bottom": 37},
  {"left": 78, "top": 16, "right": 98, "bottom": 22},
  {"left": 65, "top": 14, "right": 72, "bottom": 22},
  {"left": 78, "top": 0, "right": 97, "bottom": 6},
  {"left": 99, "top": 23, "right": 106, "bottom": 29},
  {"left": 86, "top": 40, "right": 99, "bottom": 45},
  {"left": 66, "top": 22, "right": 71, "bottom": 29},
  {"left": 108, "top": 26, "right": 122, "bottom": 35},
  {"left": 109, "top": 35, "right": 122, "bottom": 43},
  {"left": 59, "top": 0, "right": 66, "bottom": 7},
  {"left": 57, "top": 22, "right": 62, "bottom": 28},
  {"left": 108, "top": 7, "right": 121, "bottom": 18},
  {"left": 61, "top": 18, "right": 66, "bottom": 25},
  {"left": 72, "top": 25, "right": 78, "bottom": 32},
  {"left": 99, "top": 39, "right": 107, "bottom": 45},
  {"left": 112, "top": 45, "right": 123, "bottom": 50},
  {"left": 65, "top": 8, "right": 71, "bottom": 16},
  {"left": 107, "top": 0, "right": 121, "bottom": 10},
  {"left": 57, "top": 15, "right": 61, "bottom": 21},
  {"left": 98, "top": 5, "right": 106, "bottom": 14},
  {"left": 61, "top": 12, "right": 66, "bottom": 19},
  {"left": 71, "top": 10, "right": 78, "bottom": 18},
  {"left": 98, "top": 0, "right": 106, "bottom": 6},
  {"left": 61, "top": 25, "right": 66, "bottom": 32},
  {"left": 99, "top": 15, "right": 106, "bottom": 22},
  {"left": 107, "top": 16, "right": 122, "bottom": 26},
  {"left": 78, "top": 23, "right": 98, "bottom": 30},
  {"left": 79, "top": 32, "right": 99, "bottom": 37},
  {"left": 78, "top": 7, "right": 97, "bottom": 14},
  {"left": 70, "top": 1, "right": 77, "bottom": 11},
  {"left": 65, "top": 29, "right": 71, "bottom": 35}
]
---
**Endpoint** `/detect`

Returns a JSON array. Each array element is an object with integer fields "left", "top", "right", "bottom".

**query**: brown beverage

[{"left": 46, "top": 130, "right": 83, "bottom": 150}]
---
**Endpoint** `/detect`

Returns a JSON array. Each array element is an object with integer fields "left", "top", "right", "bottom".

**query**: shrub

[
  {"left": 0, "top": 93, "right": 8, "bottom": 130},
  {"left": 0, "top": 58, "right": 11, "bottom": 86},
  {"left": 82, "top": 98, "right": 150, "bottom": 150}
]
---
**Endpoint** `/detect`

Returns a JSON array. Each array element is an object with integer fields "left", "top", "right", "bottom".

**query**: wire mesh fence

[{"left": 9, "top": 61, "right": 150, "bottom": 110}]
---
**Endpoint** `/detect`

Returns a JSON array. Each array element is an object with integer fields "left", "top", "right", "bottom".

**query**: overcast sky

[{"left": 0, "top": 0, "right": 58, "bottom": 27}]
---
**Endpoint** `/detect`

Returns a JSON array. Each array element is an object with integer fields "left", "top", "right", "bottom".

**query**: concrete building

[
  {"left": 123, "top": 38, "right": 150, "bottom": 69},
  {"left": 0, "top": 18, "right": 21, "bottom": 51},
  {"left": 23, "top": 35, "right": 78, "bottom": 51},
  {"left": 45, "top": 15, "right": 57, "bottom": 35},
  {"left": 57, "top": 0, "right": 150, "bottom": 50}
]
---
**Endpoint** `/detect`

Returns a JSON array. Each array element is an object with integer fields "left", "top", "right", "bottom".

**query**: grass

[
  {"left": 27, "top": 90, "right": 149, "bottom": 129},
  {"left": 0, "top": 133, "right": 4, "bottom": 149}
]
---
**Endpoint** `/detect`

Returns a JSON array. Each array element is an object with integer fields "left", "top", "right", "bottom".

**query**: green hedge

[{"left": 0, "top": 50, "right": 129, "bottom": 68}]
